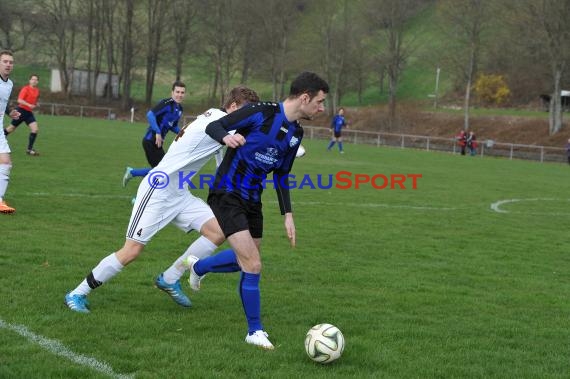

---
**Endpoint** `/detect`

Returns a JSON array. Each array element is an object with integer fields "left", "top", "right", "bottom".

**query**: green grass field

[{"left": 1, "top": 115, "right": 569, "bottom": 378}]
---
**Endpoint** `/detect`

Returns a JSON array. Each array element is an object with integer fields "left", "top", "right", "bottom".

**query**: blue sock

[
  {"left": 131, "top": 168, "right": 151, "bottom": 177},
  {"left": 194, "top": 249, "right": 240, "bottom": 276},
  {"left": 338, "top": 142, "right": 343, "bottom": 152},
  {"left": 240, "top": 272, "right": 262, "bottom": 333},
  {"left": 327, "top": 141, "right": 335, "bottom": 150}
]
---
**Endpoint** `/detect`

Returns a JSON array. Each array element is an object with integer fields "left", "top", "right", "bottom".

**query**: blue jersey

[
  {"left": 331, "top": 114, "right": 346, "bottom": 133},
  {"left": 143, "top": 98, "right": 183, "bottom": 141},
  {"left": 205, "top": 102, "right": 303, "bottom": 213}
]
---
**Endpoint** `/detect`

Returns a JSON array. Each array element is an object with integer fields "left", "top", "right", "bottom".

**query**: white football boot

[
  {"left": 186, "top": 255, "right": 205, "bottom": 291},
  {"left": 245, "top": 330, "right": 275, "bottom": 350}
]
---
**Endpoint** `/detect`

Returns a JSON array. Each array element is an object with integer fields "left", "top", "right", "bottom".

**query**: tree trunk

[
  {"left": 121, "top": 0, "right": 135, "bottom": 110},
  {"left": 550, "top": 67, "right": 563, "bottom": 135}
]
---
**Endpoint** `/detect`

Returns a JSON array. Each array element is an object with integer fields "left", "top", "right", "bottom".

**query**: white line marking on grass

[
  {"left": 490, "top": 198, "right": 570, "bottom": 216},
  {"left": 290, "top": 200, "right": 457, "bottom": 211},
  {"left": 22, "top": 193, "right": 457, "bottom": 212},
  {"left": 0, "top": 318, "right": 134, "bottom": 379},
  {"left": 23, "top": 192, "right": 131, "bottom": 200}
]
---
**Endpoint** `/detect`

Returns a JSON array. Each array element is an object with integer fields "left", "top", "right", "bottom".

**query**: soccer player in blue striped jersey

[
  {"left": 189, "top": 72, "right": 329, "bottom": 349},
  {"left": 122, "top": 81, "right": 186, "bottom": 186}
]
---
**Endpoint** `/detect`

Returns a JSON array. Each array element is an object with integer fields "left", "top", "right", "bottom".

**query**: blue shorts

[{"left": 11, "top": 108, "right": 36, "bottom": 127}]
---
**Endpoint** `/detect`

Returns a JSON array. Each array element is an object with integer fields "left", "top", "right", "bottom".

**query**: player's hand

[
  {"left": 284, "top": 212, "right": 296, "bottom": 248},
  {"left": 155, "top": 134, "right": 163, "bottom": 148},
  {"left": 8, "top": 109, "right": 20, "bottom": 120},
  {"left": 222, "top": 134, "right": 246, "bottom": 148}
]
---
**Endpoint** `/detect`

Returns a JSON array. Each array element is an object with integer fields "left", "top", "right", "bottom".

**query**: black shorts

[
  {"left": 333, "top": 130, "right": 342, "bottom": 138},
  {"left": 207, "top": 191, "right": 263, "bottom": 239},
  {"left": 11, "top": 108, "right": 36, "bottom": 127},
  {"left": 142, "top": 138, "right": 165, "bottom": 167}
]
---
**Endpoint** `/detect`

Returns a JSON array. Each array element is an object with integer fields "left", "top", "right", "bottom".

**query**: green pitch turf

[{"left": 1, "top": 115, "right": 569, "bottom": 378}]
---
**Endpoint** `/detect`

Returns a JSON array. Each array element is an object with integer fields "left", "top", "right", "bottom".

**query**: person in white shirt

[
  {"left": 0, "top": 50, "right": 21, "bottom": 214},
  {"left": 64, "top": 86, "right": 259, "bottom": 313}
]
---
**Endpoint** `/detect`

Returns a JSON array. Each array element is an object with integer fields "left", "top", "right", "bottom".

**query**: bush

[{"left": 474, "top": 74, "right": 511, "bottom": 106}]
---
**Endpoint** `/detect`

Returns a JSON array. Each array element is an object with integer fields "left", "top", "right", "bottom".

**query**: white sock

[
  {"left": 0, "top": 163, "right": 12, "bottom": 201},
  {"left": 162, "top": 236, "right": 217, "bottom": 284},
  {"left": 70, "top": 253, "right": 124, "bottom": 296}
]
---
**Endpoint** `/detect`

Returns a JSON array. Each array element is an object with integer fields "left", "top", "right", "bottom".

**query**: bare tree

[
  {"left": 145, "top": 0, "right": 170, "bottom": 105},
  {"left": 366, "top": 0, "right": 423, "bottom": 129},
  {"left": 120, "top": 0, "right": 136, "bottom": 109},
  {"left": 511, "top": 0, "right": 570, "bottom": 135},
  {"left": 437, "top": 0, "right": 490, "bottom": 131},
  {"left": 249, "top": 0, "right": 303, "bottom": 100},
  {"left": 312, "top": 0, "right": 352, "bottom": 113},
  {"left": 36, "top": 0, "right": 81, "bottom": 98},
  {"left": 0, "top": 0, "right": 37, "bottom": 52},
  {"left": 170, "top": 0, "right": 198, "bottom": 81},
  {"left": 199, "top": 0, "right": 244, "bottom": 104}
]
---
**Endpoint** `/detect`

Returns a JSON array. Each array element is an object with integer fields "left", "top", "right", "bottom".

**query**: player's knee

[
  {"left": 0, "top": 163, "right": 12, "bottom": 179},
  {"left": 200, "top": 219, "right": 225, "bottom": 245},
  {"left": 250, "top": 261, "right": 262, "bottom": 273},
  {"left": 116, "top": 242, "right": 144, "bottom": 265}
]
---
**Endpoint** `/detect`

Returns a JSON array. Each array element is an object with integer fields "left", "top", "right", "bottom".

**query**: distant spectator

[
  {"left": 467, "top": 131, "right": 478, "bottom": 156},
  {"left": 566, "top": 138, "right": 570, "bottom": 165},
  {"left": 456, "top": 129, "right": 467, "bottom": 155}
]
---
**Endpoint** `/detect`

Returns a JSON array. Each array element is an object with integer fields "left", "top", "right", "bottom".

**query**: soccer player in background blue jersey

[
  {"left": 327, "top": 107, "right": 348, "bottom": 153},
  {"left": 122, "top": 81, "right": 186, "bottom": 187},
  {"left": 186, "top": 72, "right": 329, "bottom": 349}
]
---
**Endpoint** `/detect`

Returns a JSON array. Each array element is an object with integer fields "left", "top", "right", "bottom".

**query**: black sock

[
  {"left": 3, "top": 129, "right": 7, "bottom": 136},
  {"left": 28, "top": 132, "right": 37, "bottom": 150}
]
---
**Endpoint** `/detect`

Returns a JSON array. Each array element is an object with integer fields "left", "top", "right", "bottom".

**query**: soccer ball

[
  {"left": 304, "top": 323, "right": 345, "bottom": 364},
  {"left": 296, "top": 144, "right": 306, "bottom": 158}
]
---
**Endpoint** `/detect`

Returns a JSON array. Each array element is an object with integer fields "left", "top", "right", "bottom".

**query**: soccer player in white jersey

[
  {"left": 64, "top": 86, "right": 259, "bottom": 313},
  {"left": 0, "top": 50, "right": 21, "bottom": 214}
]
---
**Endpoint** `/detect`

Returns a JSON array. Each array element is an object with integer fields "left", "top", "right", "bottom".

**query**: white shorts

[
  {"left": 0, "top": 131, "right": 11, "bottom": 154},
  {"left": 125, "top": 182, "right": 215, "bottom": 244}
]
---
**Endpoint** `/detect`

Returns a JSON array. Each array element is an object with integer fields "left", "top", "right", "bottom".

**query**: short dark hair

[
  {"left": 288, "top": 72, "right": 329, "bottom": 100},
  {"left": 0, "top": 50, "right": 13, "bottom": 58},
  {"left": 172, "top": 80, "right": 185, "bottom": 90},
  {"left": 29, "top": 74, "right": 39, "bottom": 80},
  {"left": 223, "top": 86, "right": 259, "bottom": 109}
]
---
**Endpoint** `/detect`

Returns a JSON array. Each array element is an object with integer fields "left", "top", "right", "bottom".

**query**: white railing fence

[
  {"left": 34, "top": 105, "right": 567, "bottom": 164},
  {"left": 37, "top": 102, "right": 115, "bottom": 119},
  {"left": 304, "top": 126, "right": 567, "bottom": 164}
]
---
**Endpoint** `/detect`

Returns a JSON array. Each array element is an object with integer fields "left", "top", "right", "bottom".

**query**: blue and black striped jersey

[
  {"left": 143, "top": 98, "right": 183, "bottom": 141},
  {"left": 205, "top": 102, "right": 303, "bottom": 214}
]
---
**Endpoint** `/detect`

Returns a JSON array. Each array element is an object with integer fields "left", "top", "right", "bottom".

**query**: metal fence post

[
  {"left": 510, "top": 144, "right": 513, "bottom": 160},
  {"left": 427, "top": 137, "right": 430, "bottom": 151}
]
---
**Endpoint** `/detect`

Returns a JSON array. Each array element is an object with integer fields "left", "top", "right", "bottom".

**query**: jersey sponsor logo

[
  {"left": 290, "top": 136, "right": 300, "bottom": 147},
  {"left": 254, "top": 147, "right": 279, "bottom": 165},
  {"left": 280, "top": 126, "right": 288, "bottom": 134}
]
